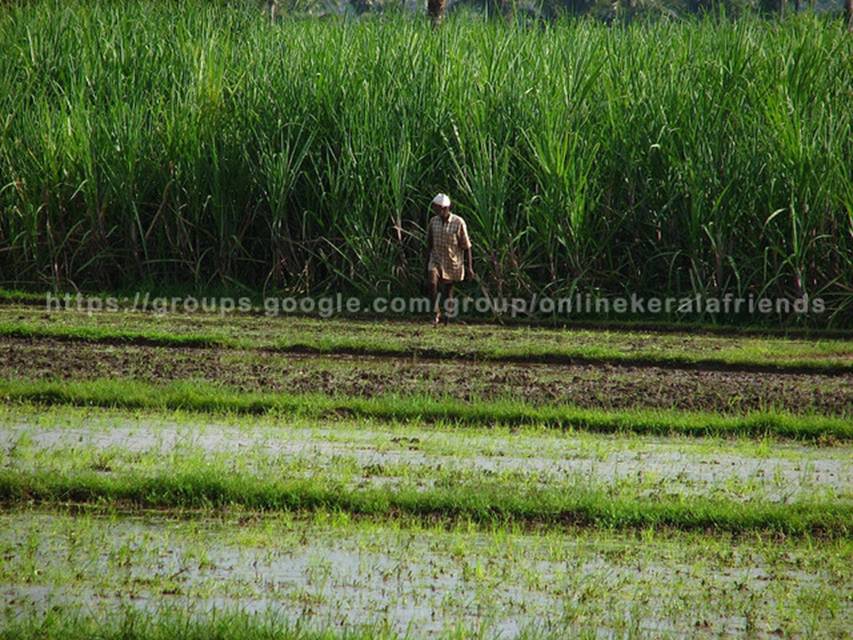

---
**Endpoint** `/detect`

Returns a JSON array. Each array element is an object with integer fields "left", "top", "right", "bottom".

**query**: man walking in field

[
  {"left": 427, "top": 0, "right": 447, "bottom": 26},
  {"left": 426, "top": 193, "right": 474, "bottom": 325}
]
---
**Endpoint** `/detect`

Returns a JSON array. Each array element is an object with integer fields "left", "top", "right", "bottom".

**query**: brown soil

[{"left": 4, "top": 336, "right": 851, "bottom": 415}]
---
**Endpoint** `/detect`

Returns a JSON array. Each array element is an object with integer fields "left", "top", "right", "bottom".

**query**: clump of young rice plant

[{"left": 0, "top": 1, "right": 850, "bottom": 322}]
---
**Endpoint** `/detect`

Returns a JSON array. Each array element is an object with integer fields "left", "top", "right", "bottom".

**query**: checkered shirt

[{"left": 427, "top": 213, "right": 472, "bottom": 282}]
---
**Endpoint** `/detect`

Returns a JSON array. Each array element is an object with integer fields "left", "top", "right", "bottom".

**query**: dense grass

[
  {"left": 1, "top": 610, "right": 391, "bottom": 640},
  {"left": 0, "top": 1, "right": 850, "bottom": 322},
  {"left": 1, "top": 378, "right": 849, "bottom": 440},
  {"left": 1, "top": 465, "right": 849, "bottom": 536}
]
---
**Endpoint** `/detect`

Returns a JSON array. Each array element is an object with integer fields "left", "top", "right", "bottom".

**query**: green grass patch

[
  {"left": 1, "top": 609, "right": 390, "bottom": 640},
  {"left": 0, "top": 466, "right": 848, "bottom": 537},
  {"left": 0, "top": 320, "right": 222, "bottom": 348},
  {"left": 0, "top": 378, "right": 848, "bottom": 442}
]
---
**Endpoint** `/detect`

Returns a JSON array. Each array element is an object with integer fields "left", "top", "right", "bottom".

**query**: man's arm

[{"left": 459, "top": 219, "right": 474, "bottom": 280}]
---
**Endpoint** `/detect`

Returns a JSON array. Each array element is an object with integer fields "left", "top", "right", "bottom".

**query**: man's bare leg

[
  {"left": 440, "top": 282, "right": 455, "bottom": 325},
  {"left": 427, "top": 269, "right": 441, "bottom": 325}
]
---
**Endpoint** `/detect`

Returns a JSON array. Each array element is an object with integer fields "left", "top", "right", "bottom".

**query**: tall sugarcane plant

[{"left": 0, "top": 0, "right": 850, "bottom": 321}]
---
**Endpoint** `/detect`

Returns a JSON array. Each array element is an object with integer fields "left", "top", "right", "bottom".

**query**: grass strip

[
  {"left": 0, "top": 467, "right": 849, "bottom": 537},
  {"left": 1, "top": 320, "right": 851, "bottom": 374},
  {"left": 5, "top": 290, "right": 853, "bottom": 339},
  {"left": 1, "top": 609, "right": 389, "bottom": 640},
  {"left": 0, "top": 321, "right": 221, "bottom": 348},
  {"left": 0, "top": 378, "right": 849, "bottom": 442},
  {"left": 0, "top": 606, "right": 597, "bottom": 640}
]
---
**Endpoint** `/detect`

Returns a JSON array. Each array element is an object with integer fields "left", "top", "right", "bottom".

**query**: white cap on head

[{"left": 432, "top": 193, "right": 451, "bottom": 208}]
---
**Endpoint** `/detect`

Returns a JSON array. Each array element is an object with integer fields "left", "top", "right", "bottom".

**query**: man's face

[{"left": 432, "top": 203, "right": 451, "bottom": 221}]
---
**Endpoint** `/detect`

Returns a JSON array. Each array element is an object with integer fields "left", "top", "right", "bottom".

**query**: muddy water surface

[{"left": 1, "top": 510, "right": 849, "bottom": 638}]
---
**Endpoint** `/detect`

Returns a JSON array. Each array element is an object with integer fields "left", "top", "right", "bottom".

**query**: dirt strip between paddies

[
  {"left": 2, "top": 507, "right": 850, "bottom": 638},
  {"left": 4, "top": 337, "right": 851, "bottom": 416},
  {"left": 1, "top": 310, "right": 851, "bottom": 375}
]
